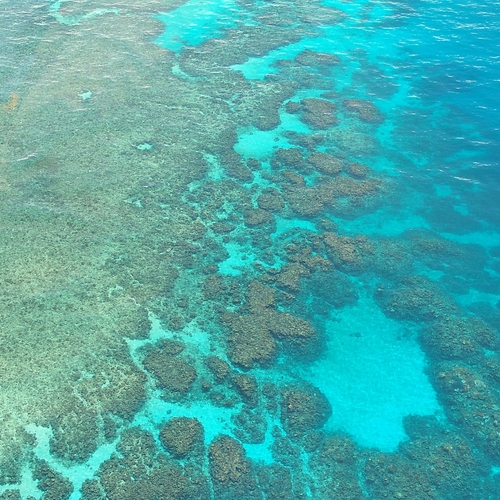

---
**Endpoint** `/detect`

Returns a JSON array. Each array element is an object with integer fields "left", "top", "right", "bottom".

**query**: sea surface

[{"left": 0, "top": 0, "right": 500, "bottom": 498}]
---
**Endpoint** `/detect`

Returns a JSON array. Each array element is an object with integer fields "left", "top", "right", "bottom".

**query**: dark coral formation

[
  {"left": 432, "top": 363, "right": 500, "bottom": 461},
  {"left": 205, "top": 355, "right": 231, "bottom": 383},
  {"left": 33, "top": 460, "right": 73, "bottom": 500},
  {"left": 142, "top": 341, "right": 197, "bottom": 397},
  {"left": 323, "top": 232, "right": 375, "bottom": 273},
  {"left": 232, "top": 374, "right": 259, "bottom": 407},
  {"left": 257, "top": 189, "right": 284, "bottom": 212},
  {"left": 300, "top": 98, "right": 338, "bottom": 129},
  {"left": 364, "top": 453, "right": 439, "bottom": 500},
  {"left": 257, "top": 464, "right": 296, "bottom": 500},
  {"left": 222, "top": 281, "right": 319, "bottom": 367},
  {"left": 49, "top": 401, "right": 100, "bottom": 463},
  {"left": 402, "top": 415, "right": 489, "bottom": 500},
  {"left": 309, "top": 435, "right": 366, "bottom": 500},
  {"left": 0, "top": 492, "right": 22, "bottom": 500},
  {"left": 159, "top": 417, "right": 204, "bottom": 459},
  {"left": 280, "top": 384, "right": 332, "bottom": 439},
  {"left": 420, "top": 317, "right": 497, "bottom": 360},
  {"left": 222, "top": 311, "right": 278, "bottom": 368},
  {"left": 375, "top": 276, "right": 460, "bottom": 322},
  {"left": 1, "top": 0, "right": 499, "bottom": 496},
  {"left": 97, "top": 428, "right": 209, "bottom": 500},
  {"left": 209, "top": 435, "right": 260, "bottom": 499},
  {"left": 307, "top": 151, "right": 343, "bottom": 175},
  {"left": 232, "top": 408, "right": 267, "bottom": 444},
  {"left": 343, "top": 98, "right": 384, "bottom": 124},
  {"left": 295, "top": 49, "right": 340, "bottom": 67}
]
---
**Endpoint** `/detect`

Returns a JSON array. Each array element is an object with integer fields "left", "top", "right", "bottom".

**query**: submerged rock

[
  {"left": 257, "top": 189, "right": 285, "bottom": 212},
  {"left": 223, "top": 312, "right": 277, "bottom": 368},
  {"left": 433, "top": 362, "right": 500, "bottom": 462}
]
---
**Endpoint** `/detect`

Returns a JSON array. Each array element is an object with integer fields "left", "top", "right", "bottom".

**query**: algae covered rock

[
  {"left": 80, "top": 479, "right": 106, "bottom": 500},
  {"left": 295, "top": 49, "right": 340, "bottom": 67},
  {"left": 420, "top": 318, "right": 485, "bottom": 360},
  {"left": 222, "top": 281, "right": 319, "bottom": 367},
  {"left": 375, "top": 276, "right": 460, "bottom": 323},
  {"left": 401, "top": 415, "right": 489, "bottom": 500},
  {"left": 309, "top": 435, "right": 366, "bottom": 500},
  {"left": 0, "top": 492, "right": 22, "bottom": 500},
  {"left": 323, "top": 232, "right": 375, "bottom": 272},
  {"left": 433, "top": 362, "right": 500, "bottom": 462},
  {"left": 49, "top": 397, "right": 100, "bottom": 464},
  {"left": 232, "top": 407, "right": 267, "bottom": 444},
  {"left": 257, "top": 189, "right": 284, "bottom": 212},
  {"left": 244, "top": 208, "right": 274, "bottom": 228},
  {"left": 274, "top": 147, "right": 304, "bottom": 168},
  {"left": 257, "top": 464, "right": 296, "bottom": 500},
  {"left": 232, "top": 374, "right": 259, "bottom": 407},
  {"left": 346, "top": 161, "right": 370, "bottom": 179}
]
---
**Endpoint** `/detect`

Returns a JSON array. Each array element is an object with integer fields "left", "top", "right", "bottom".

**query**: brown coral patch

[
  {"left": 323, "top": 232, "right": 375, "bottom": 271},
  {"left": 295, "top": 49, "right": 340, "bottom": 67},
  {"left": 343, "top": 98, "right": 384, "bottom": 124},
  {"left": 300, "top": 98, "right": 338, "bottom": 129},
  {"left": 307, "top": 151, "right": 343, "bottom": 175},
  {"left": 1, "top": 93, "right": 19, "bottom": 111}
]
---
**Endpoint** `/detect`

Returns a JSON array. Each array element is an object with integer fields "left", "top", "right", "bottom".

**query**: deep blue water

[{"left": 1, "top": 0, "right": 500, "bottom": 497}]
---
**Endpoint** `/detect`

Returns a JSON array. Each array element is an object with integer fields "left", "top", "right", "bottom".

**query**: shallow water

[{"left": 1, "top": 0, "right": 500, "bottom": 498}]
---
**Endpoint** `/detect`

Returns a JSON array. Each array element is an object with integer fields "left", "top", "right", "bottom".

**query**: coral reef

[
  {"left": 280, "top": 384, "right": 332, "bottom": 439},
  {"left": 33, "top": 460, "right": 73, "bottom": 500},
  {"left": 1, "top": 0, "right": 498, "bottom": 497},
  {"left": 295, "top": 49, "right": 340, "bottom": 67},
  {"left": 432, "top": 363, "right": 500, "bottom": 462},
  {"left": 364, "top": 452, "right": 439, "bottom": 499},
  {"left": 142, "top": 342, "right": 197, "bottom": 397},
  {"left": 402, "top": 415, "right": 489, "bottom": 500},
  {"left": 159, "top": 417, "right": 204, "bottom": 459},
  {"left": 307, "top": 151, "right": 343, "bottom": 175},
  {"left": 343, "top": 99, "right": 384, "bottom": 124},
  {"left": 96, "top": 427, "right": 210, "bottom": 500},
  {"left": 300, "top": 98, "right": 338, "bottom": 129},
  {"left": 209, "top": 435, "right": 261, "bottom": 500}
]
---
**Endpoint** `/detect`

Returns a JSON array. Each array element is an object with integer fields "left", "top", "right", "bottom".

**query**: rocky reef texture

[
  {"left": 209, "top": 435, "right": 261, "bottom": 500},
  {"left": 1, "top": 0, "right": 499, "bottom": 497},
  {"left": 280, "top": 384, "right": 332, "bottom": 439},
  {"left": 159, "top": 417, "right": 204, "bottom": 459}
]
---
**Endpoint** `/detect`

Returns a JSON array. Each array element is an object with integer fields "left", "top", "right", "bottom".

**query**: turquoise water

[
  {"left": 155, "top": 0, "right": 244, "bottom": 52},
  {"left": 1, "top": 0, "right": 500, "bottom": 498}
]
